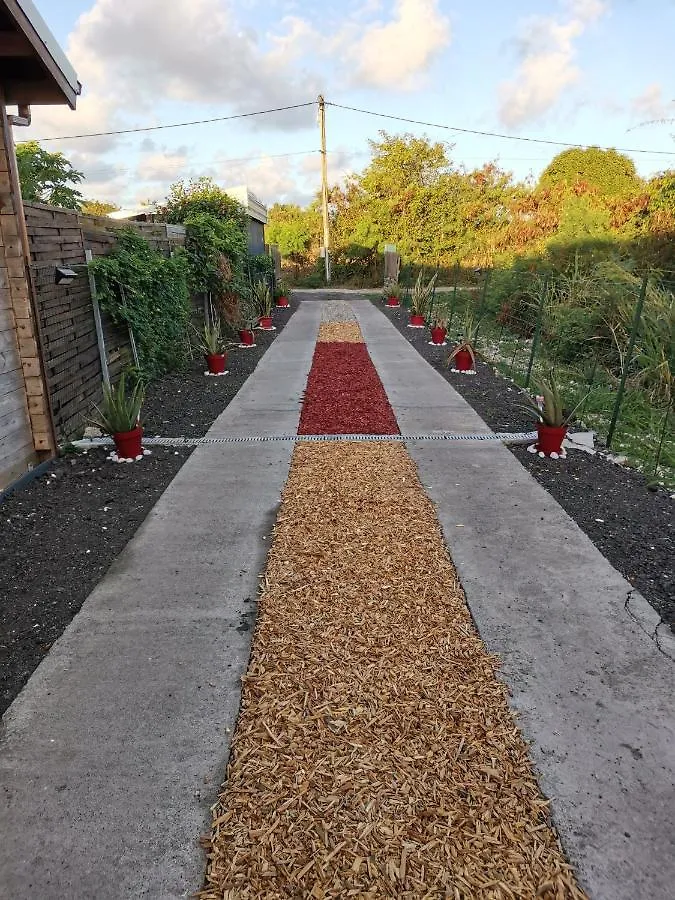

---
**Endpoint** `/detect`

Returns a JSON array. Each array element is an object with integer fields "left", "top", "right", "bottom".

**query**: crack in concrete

[{"left": 623, "top": 588, "right": 674, "bottom": 662}]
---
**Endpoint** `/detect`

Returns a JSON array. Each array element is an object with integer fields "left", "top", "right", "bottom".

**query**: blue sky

[{"left": 21, "top": 0, "right": 675, "bottom": 209}]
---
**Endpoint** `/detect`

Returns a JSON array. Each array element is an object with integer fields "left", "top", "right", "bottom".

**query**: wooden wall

[
  {"left": 23, "top": 204, "right": 185, "bottom": 442},
  {"left": 0, "top": 106, "right": 46, "bottom": 489}
]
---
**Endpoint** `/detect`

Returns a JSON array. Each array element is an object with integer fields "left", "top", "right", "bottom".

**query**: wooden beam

[{"left": 0, "top": 31, "right": 33, "bottom": 56}]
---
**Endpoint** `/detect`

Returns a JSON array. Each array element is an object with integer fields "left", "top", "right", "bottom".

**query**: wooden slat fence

[{"left": 23, "top": 203, "right": 185, "bottom": 441}]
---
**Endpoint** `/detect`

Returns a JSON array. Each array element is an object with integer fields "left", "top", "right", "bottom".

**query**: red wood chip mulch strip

[{"left": 299, "top": 343, "right": 400, "bottom": 435}]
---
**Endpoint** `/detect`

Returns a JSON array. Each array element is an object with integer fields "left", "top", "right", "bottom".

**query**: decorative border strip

[{"left": 74, "top": 431, "right": 538, "bottom": 448}]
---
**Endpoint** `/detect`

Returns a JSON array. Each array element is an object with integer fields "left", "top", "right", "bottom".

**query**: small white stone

[
  {"left": 143, "top": 449, "right": 152, "bottom": 456},
  {"left": 538, "top": 451, "right": 545, "bottom": 458},
  {"left": 550, "top": 452, "right": 559, "bottom": 460},
  {"left": 125, "top": 457, "right": 133, "bottom": 463},
  {"left": 135, "top": 454, "right": 143, "bottom": 461}
]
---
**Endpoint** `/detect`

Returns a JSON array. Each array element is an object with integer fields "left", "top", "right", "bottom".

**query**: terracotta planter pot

[
  {"left": 259, "top": 316, "right": 273, "bottom": 329},
  {"left": 205, "top": 352, "right": 226, "bottom": 374},
  {"left": 113, "top": 425, "right": 142, "bottom": 460},
  {"left": 453, "top": 348, "right": 474, "bottom": 371},
  {"left": 409, "top": 313, "right": 425, "bottom": 326},
  {"left": 276, "top": 296, "right": 290, "bottom": 308},
  {"left": 386, "top": 296, "right": 400, "bottom": 307},
  {"left": 239, "top": 329, "right": 255, "bottom": 345},
  {"left": 537, "top": 423, "right": 567, "bottom": 456},
  {"left": 431, "top": 326, "right": 447, "bottom": 345}
]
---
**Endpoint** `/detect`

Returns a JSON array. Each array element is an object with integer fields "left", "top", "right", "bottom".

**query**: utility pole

[{"left": 318, "top": 95, "right": 331, "bottom": 283}]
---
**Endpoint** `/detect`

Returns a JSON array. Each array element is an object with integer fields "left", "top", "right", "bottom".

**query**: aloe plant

[
  {"left": 274, "top": 280, "right": 290, "bottom": 299},
  {"left": 522, "top": 374, "right": 588, "bottom": 427},
  {"left": 409, "top": 271, "right": 438, "bottom": 317},
  {"left": 194, "top": 319, "right": 224, "bottom": 355},
  {"left": 448, "top": 313, "right": 481, "bottom": 368},
  {"left": 383, "top": 279, "right": 402, "bottom": 300},
  {"left": 253, "top": 279, "right": 273, "bottom": 317},
  {"left": 90, "top": 373, "right": 143, "bottom": 435}
]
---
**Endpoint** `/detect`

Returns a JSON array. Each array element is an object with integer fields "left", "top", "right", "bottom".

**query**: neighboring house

[
  {"left": 0, "top": 0, "right": 81, "bottom": 488},
  {"left": 224, "top": 185, "right": 268, "bottom": 255}
]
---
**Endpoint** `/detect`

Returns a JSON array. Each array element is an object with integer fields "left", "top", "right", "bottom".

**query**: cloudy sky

[{"left": 20, "top": 0, "right": 675, "bottom": 209}]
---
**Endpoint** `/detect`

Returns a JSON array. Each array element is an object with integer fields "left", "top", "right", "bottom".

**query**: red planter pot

[
  {"left": 537, "top": 423, "right": 567, "bottom": 456},
  {"left": 239, "top": 329, "right": 255, "bottom": 345},
  {"left": 453, "top": 348, "right": 474, "bottom": 371},
  {"left": 409, "top": 313, "right": 425, "bottom": 326},
  {"left": 431, "top": 326, "right": 447, "bottom": 345},
  {"left": 113, "top": 425, "right": 143, "bottom": 460},
  {"left": 259, "top": 316, "right": 273, "bottom": 329},
  {"left": 276, "top": 296, "right": 290, "bottom": 308},
  {"left": 386, "top": 297, "right": 400, "bottom": 307},
  {"left": 205, "top": 352, "right": 226, "bottom": 374}
]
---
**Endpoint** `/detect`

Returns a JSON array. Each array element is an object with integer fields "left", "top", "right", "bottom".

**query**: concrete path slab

[
  {"left": 353, "top": 297, "right": 675, "bottom": 900},
  {"left": 0, "top": 303, "right": 320, "bottom": 899}
]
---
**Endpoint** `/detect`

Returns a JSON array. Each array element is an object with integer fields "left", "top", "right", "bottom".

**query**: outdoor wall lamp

[
  {"left": 54, "top": 264, "right": 89, "bottom": 285},
  {"left": 54, "top": 266, "right": 78, "bottom": 285}
]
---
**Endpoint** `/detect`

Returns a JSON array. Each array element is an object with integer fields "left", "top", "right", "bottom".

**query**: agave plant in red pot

[
  {"left": 408, "top": 270, "right": 438, "bottom": 327},
  {"left": 430, "top": 315, "right": 448, "bottom": 346},
  {"left": 90, "top": 373, "right": 145, "bottom": 462},
  {"left": 383, "top": 279, "right": 402, "bottom": 308},
  {"left": 254, "top": 279, "right": 275, "bottom": 330},
  {"left": 274, "top": 280, "right": 290, "bottom": 308},
  {"left": 523, "top": 375, "right": 583, "bottom": 458},
  {"left": 195, "top": 319, "right": 228, "bottom": 375},
  {"left": 448, "top": 314, "right": 479, "bottom": 374}
]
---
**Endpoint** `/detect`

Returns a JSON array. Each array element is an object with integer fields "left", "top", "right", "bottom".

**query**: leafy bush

[{"left": 90, "top": 229, "right": 191, "bottom": 380}]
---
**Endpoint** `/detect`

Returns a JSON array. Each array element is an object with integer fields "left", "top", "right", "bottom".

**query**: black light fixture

[{"left": 54, "top": 266, "right": 78, "bottom": 285}]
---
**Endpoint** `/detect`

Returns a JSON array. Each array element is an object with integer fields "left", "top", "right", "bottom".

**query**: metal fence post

[
  {"left": 85, "top": 248, "right": 110, "bottom": 387},
  {"left": 525, "top": 275, "right": 549, "bottom": 388},
  {"left": 606, "top": 273, "right": 648, "bottom": 449}
]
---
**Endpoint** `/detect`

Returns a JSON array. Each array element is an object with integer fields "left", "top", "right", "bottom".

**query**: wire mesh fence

[{"left": 418, "top": 264, "right": 674, "bottom": 485}]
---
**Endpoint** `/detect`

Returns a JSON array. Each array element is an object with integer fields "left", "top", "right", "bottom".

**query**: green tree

[
  {"left": 157, "top": 176, "right": 247, "bottom": 228},
  {"left": 538, "top": 147, "right": 643, "bottom": 197},
  {"left": 81, "top": 199, "right": 120, "bottom": 216},
  {"left": 16, "top": 140, "right": 84, "bottom": 209},
  {"left": 266, "top": 203, "right": 319, "bottom": 264}
]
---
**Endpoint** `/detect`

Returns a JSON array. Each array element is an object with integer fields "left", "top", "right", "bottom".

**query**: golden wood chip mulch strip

[
  {"left": 201, "top": 443, "right": 586, "bottom": 900},
  {"left": 317, "top": 322, "right": 364, "bottom": 343}
]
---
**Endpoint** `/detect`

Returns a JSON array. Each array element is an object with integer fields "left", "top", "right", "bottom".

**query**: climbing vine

[{"left": 90, "top": 229, "right": 191, "bottom": 381}]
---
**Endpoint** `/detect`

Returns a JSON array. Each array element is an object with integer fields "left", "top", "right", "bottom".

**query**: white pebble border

[
  {"left": 107, "top": 449, "right": 153, "bottom": 464},
  {"left": 237, "top": 343, "right": 258, "bottom": 349},
  {"left": 450, "top": 368, "right": 477, "bottom": 376},
  {"left": 428, "top": 340, "right": 448, "bottom": 346},
  {"left": 527, "top": 442, "right": 568, "bottom": 460},
  {"left": 203, "top": 370, "right": 229, "bottom": 377},
  {"left": 257, "top": 325, "right": 277, "bottom": 332},
  {"left": 407, "top": 324, "right": 425, "bottom": 329}
]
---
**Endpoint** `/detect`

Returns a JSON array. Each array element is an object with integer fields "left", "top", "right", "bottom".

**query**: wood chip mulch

[
  {"left": 200, "top": 442, "right": 587, "bottom": 900},
  {"left": 317, "top": 322, "right": 364, "bottom": 343},
  {"left": 298, "top": 344, "right": 400, "bottom": 435}
]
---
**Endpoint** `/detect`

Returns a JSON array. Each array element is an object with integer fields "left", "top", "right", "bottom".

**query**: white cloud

[
  {"left": 345, "top": 0, "right": 451, "bottom": 90},
  {"left": 136, "top": 149, "right": 190, "bottom": 182},
  {"left": 498, "top": 0, "right": 608, "bottom": 128},
  {"left": 632, "top": 83, "right": 672, "bottom": 122}
]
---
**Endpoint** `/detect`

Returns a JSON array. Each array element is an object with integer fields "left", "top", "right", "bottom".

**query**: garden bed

[
  {"left": 375, "top": 300, "right": 674, "bottom": 630},
  {"left": 0, "top": 299, "right": 298, "bottom": 717}
]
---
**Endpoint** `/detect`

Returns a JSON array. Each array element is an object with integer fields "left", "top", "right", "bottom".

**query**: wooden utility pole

[{"left": 318, "top": 95, "right": 331, "bottom": 283}]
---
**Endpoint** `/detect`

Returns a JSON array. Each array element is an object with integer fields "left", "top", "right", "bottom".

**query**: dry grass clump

[
  {"left": 317, "top": 322, "right": 363, "bottom": 343},
  {"left": 201, "top": 443, "right": 586, "bottom": 900}
]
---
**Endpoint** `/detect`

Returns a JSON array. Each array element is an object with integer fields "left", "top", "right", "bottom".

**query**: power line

[
  {"left": 326, "top": 101, "right": 675, "bottom": 157},
  {"left": 33, "top": 102, "right": 316, "bottom": 142}
]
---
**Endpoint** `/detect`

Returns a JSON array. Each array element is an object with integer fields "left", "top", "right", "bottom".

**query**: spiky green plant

[
  {"left": 253, "top": 279, "right": 273, "bottom": 317},
  {"left": 383, "top": 278, "right": 402, "bottom": 300},
  {"left": 521, "top": 373, "right": 589, "bottom": 427},
  {"left": 409, "top": 271, "right": 438, "bottom": 317},
  {"left": 90, "top": 373, "right": 143, "bottom": 435},
  {"left": 194, "top": 319, "right": 224, "bottom": 355},
  {"left": 448, "top": 312, "right": 481, "bottom": 368}
]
